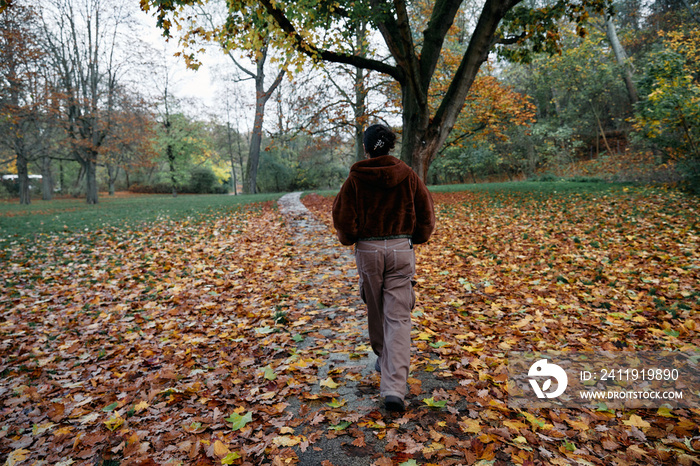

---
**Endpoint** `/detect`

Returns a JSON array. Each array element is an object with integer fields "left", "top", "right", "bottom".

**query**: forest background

[{"left": 0, "top": 0, "right": 699, "bottom": 204}]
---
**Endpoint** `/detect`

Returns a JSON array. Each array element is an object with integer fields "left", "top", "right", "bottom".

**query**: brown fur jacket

[{"left": 332, "top": 155, "right": 436, "bottom": 246}]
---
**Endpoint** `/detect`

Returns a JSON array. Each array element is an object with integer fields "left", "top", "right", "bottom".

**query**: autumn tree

[
  {"left": 634, "top": 27, "right": 700, "bottom": 190},
  {"left": 40, "top": 0, "right": 136, "bottom": 204},
  {"left": 393, "top": 2, "right": 536, "bottom": 181},
  {"left": 407, "top": 4, "right": 536, "bottom": 152},
  {"left": 101, "top": 91, "right": 158, "bottom": 196},
  {"left": 0, "top": 3, "right": 55, "bottom": 204},
  {"left": 143, "top": 0, "right": 609, "bottom": 182},
  {"left": 233, "top": 41, "right": 284, "bottom": 194}
]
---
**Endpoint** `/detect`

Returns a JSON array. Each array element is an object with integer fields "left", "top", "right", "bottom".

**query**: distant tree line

[{"left": 2, "top": 0, "right": 698, "bottom": 204}]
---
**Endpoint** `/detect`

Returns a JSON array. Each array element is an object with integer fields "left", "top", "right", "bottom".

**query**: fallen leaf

[
  {"left": 213, "top": 440, "right": 230, "bottom": 457},
  {"left": 5, "top": 449, "right": 29, "bottom": 466},
  {"left": 320, "top": 377, "right": 340, "bottom": 389},
  {"left": 225, "top": 411, "right": 253, "bottom": 431},
  {"left": 623, "top": 414, "right": 651, "bottom": 429},
  {"left": 104, "top": 413, "right": 124, "bottom": 431},
  {"left": 422, "top": 397, "right": 447, "bottom": 408}
]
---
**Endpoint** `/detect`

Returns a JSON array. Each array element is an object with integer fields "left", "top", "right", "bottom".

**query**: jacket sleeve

[
  {"left": 332, "top": 179, "right": 359, "bottom": 246},
  {"left": 411, "top": 176, "right": 436, "bottom": 244}
]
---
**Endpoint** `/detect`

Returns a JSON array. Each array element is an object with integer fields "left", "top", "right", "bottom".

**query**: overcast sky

[{"left": 136, "top": 9, "right": 217, "bottom": 104}]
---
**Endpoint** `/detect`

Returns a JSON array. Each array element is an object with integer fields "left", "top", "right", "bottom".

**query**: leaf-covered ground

[{"left": 1, "top": 186, "right": 699, "bottom": 465}]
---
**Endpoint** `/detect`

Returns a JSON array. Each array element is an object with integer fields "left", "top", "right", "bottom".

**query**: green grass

[
  {"left": 0, "top": 193, "right": 280, "bottom": 243},
  {"left": 310, "top": 180, "right": 640, "bottom": 198},
  {"left": 428, "top": 180, "right": 637, "bottom": 194},
  {"left": 0, "top": 180, "right": 664, "bottom": 244}
]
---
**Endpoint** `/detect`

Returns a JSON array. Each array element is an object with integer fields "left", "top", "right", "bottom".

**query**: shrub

[{"left": 188, "top": 166, "right": 221, "bottom": 194}]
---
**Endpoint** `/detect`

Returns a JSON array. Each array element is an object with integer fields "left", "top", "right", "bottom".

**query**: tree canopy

[{"left": 141, "top": 0, "right": 610, "bottom": 180}]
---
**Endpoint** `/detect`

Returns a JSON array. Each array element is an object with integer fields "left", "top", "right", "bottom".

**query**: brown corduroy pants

[{"left": 355, "top": 238, "right": 416, "bottom": 400}]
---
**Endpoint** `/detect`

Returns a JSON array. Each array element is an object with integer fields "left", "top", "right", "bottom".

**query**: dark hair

[{"left": 363, "top": 124, "right": 396, "bottom": 157}]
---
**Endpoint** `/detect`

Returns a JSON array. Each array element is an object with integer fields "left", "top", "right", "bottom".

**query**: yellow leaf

[
  {"left": 5, "top": 449, "right": 30, "bottom": 466},
  {"left": 623, "top": 414, "right": 651, "bottom": 429},
  {"left": 134, "top": 400, "right": 149, "bottom": 413},
  {"left": 459, "top": 418, "right": 481, "bottom": 433},
  {"left": 463, "top": 345, "right": 482, "bottom": 353},
  {"left": 320, "top": 377, "right": 340, "bottom": 389},
  {"left": 272, "top": 435, "right": 302, "bottom": 446},
  {"left": 566, "top": 419, "right": 590, "bottom": 431},
  {"left": 213, "top": 440, "right": 231, "bottom": 457},
  {"left": 33, "top": 421, "right": 55, "bottom": 435},
  {"left": 503, "top": 420, "right": 528, "bottom": 430},
  {"left": 54, "top": 426, "right": 73, "bottom": 436},
  {"left": 104, "top": 413, "right": 124, "bottom": 431}
]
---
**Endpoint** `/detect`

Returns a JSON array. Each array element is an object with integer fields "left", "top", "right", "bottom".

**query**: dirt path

[
  {"left": 276, "top": 193, "right": 466, "bottom": 466},
  {"left": 277, "top": 192, "right": 382, "bottom": 465}
]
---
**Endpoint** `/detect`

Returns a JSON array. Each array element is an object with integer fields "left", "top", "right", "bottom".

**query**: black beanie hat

[{"left": 363, "top": 124, "right": 396, "bottom": 158}]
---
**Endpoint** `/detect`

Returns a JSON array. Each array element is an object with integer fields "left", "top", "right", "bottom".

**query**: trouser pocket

[{"left": 392, "top": 248, "right": 415, "bottom": 280}]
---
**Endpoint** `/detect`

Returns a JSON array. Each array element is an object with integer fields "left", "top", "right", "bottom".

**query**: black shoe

[
  {"left": 375, "top": 358, "right": 381, "bottom": 373},
  {"left": 384, "top": 396, "right": 405, "bottom": 412}
]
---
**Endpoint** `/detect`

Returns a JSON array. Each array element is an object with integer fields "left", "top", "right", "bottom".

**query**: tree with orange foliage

[
  {"left": 101, "top": 91, "right": 159, "bottom": 196},
  {"left": 0, "top": 3, "right": 55, "bottom": 204}
]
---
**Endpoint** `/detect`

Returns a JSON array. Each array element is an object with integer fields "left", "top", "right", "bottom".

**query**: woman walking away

[{"left": 332, "top": 124, "right": 436, "bottom": 412}]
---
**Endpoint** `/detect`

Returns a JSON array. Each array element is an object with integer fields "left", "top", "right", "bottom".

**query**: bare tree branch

[{"left": 258, "top": 0, "right": 404, "bottom": 82}]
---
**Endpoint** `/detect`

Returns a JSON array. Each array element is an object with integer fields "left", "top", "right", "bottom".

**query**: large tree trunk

[
  {"left": 16, "top": 153, "right": 30, "bottom": 205},
  {"left": 167, "top": 142, "right": 177, "bottom": 197},
  {"left": 107, "top": 163, "right": 118, "bottom": 196},
  {"left": 244, "top": 44, "right": 284, "bottom": 194},
  {"left": 399, "top": 83, "right": 432, "bottom": 180},
  {"left": 41, "top": 155, "right": 53, "bottom": 201},
  {"left": 247, "top": 92, "right": 265, "bottom": 194},
  {"left": 605, "top": 16, "right": 638, "bottom": 105},
  {"left": 354, "top": 124, "right": 365, "bottom": 163},
  {"left": 85, "top": 156, "right": 98, "bottom": 204},
  {"left": 396, "top": 0, "right": 520, "bottom": 181}
]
